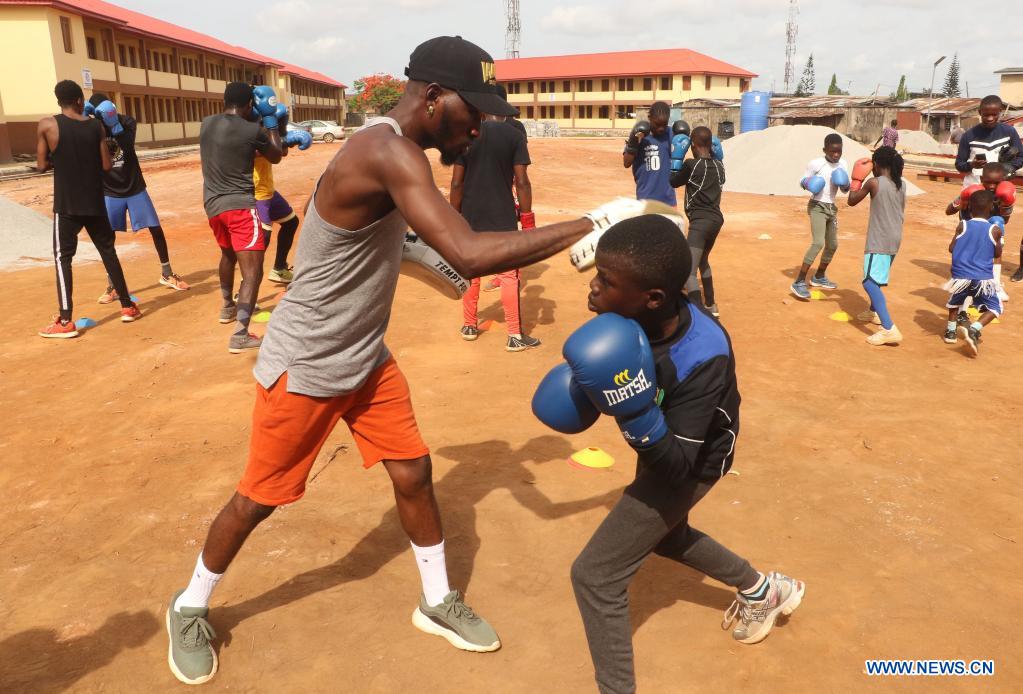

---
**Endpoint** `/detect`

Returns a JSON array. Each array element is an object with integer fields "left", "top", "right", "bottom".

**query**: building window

[
  {"left": 577, "top": 105, "right": 593, "bottom": 118},
  {"left": 563, "top": 105, "right": 570, "bottom": 118},
  {"left": 683, "top": 75, "right": 692, "bottom": 90},
  {"left": 599, "top": 105, "right": 610, "bottom": 119},
  {"left": 86, "top": 37, "right": 97, "bottom": 59},
  {"left": 602, "top": 79, "right": 610, "bottom": 91},
  {"left": 740, "top": 78, "right": 749, "bottom": 92},
  {"left": 123, "top": 96, "right": 144, "bottom": 122},
  {"left": 60, "top": 17, "right": 73, "bottom": 53},
  {"left": 540, "top": 81, "right": 547, "bottom": 93},
  {"left": 705, "top": 75, "right": 712, "bottom": 90},
  {"left": 617, "top": 78, "right": 625, "bottom": 91},
  {"left": 526, "top": 105, "right": 534, "bottom": 118},
  {"left": 563, "top": 80, "right": 571, "bottom": 92},
  {"left": 643, "top": 77, "right": 653, "bottom": 90},
  {"left": 660, "top": 76, "right": 670, "bottom": 90},
  {"left": 128, "top": 46, "right": 137, "bottom": 68},
  {"left": 626, "top": 78, "right": 634, "bottom": 91},
  {"left": 727, "top": 77, "right": 732, "bottom": 87},
  {"left": 527, "top": 81, "right": 534, "bottom": 93}
]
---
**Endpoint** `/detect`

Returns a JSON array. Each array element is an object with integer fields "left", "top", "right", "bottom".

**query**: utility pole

[
  {"left": 927, "top": 55, "right": 946, "bottom": 132},
  {"left": 783, "top": 0, "right": 799, "bottom": 94},
  {"left": 505, "top": 0, "right": 520, "bottom": 59}
]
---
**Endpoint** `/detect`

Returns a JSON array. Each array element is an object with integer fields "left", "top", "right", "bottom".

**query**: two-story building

[
  {"left": 495, "top": 48, "right": 756, "bottom": 130},
  {"left": 0, "top": 0, "right": 345, "bottom": 162}
]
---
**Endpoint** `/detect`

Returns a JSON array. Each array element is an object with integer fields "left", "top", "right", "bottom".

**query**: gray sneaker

[
  {"left": 506, "top": 334, "right": 541, "bottom": 352},
  {"left": 411, "top": 591, "right": 501, "bottom": 652},
  {"left": 166, "top": 590, "right": 218, "bottom": 685},
  {"left": 218, "top": 304, "right": 237, "bottom": 324},
  {"left": 722, "top": 571, "right": 805, "bottom": 645},
  {"left": 809, "top": 274, "right": 837, "bottom": 290},
  {"left": 790, "top": 280, "right": 811, "bottom": 301},
  {"left": 228, "top": 332, "right": 262, "bottom": 354}
]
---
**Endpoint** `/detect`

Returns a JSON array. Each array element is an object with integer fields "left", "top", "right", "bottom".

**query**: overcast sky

[{"left": 124, "top": 0, "right": 1017, "bottom": 98}]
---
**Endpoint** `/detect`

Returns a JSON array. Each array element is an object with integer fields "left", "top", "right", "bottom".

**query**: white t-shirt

[{"left": 803, "top": 157, "right": 849, "bottom": 204}]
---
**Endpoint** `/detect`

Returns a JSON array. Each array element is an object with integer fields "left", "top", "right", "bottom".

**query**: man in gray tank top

[{"left": 166, "top": 36, "right": 673, "bottom": 685}]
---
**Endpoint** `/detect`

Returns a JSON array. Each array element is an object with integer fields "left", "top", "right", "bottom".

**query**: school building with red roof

[
  {"left": 496, "top": 48, "right": 756, "bottom": 130},
  {"left": 0, "top": 0, "right": 346, "bottom": 160}
]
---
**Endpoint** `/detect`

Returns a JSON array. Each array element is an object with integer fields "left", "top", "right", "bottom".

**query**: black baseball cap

[{"left": 405, "top": 36, "right": 516, "bottom": 117}]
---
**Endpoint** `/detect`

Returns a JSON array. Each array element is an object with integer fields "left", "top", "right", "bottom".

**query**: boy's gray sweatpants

[{"left": 571, "top": 468, "right": 759, "bottom": 694}]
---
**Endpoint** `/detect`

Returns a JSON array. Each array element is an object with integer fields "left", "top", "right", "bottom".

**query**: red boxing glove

[
  {"left": 954, "top": 184, "right": 985, "bottom": 210},
  {"left": 849, "top": 158, "right": 872, "bottom": 192},
  {"left": 520, "top": 211, "right": 536, "bottom": 230},
  {"left": 995, "top": 180, "right": 1016, "bottom": 212}
]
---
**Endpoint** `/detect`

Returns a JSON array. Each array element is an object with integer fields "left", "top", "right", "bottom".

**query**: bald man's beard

[{"left": 437, "top": 112, "right": 468, "bottom": 166}]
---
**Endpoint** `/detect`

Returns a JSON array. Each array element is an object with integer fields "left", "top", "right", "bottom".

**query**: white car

[{"left": 298, "top": 120, "right": 344, "bottom": 143}]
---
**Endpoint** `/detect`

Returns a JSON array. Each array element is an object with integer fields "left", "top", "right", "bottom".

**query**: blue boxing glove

[
  {"left": 831, "top": 167, "right": 850, "bottom": 192},
  {"left": 990, "top": 215, "right": 1006, "bottom": 232},
  {"left": 711, "top": 135, "right": 724, "bottom": 161},
  {"left": 670, "top": 119, "right": 691, "bottom": 172},
  {"left": 284, "top": 129, "right": 313, "bottom": 151},
  {"left": 532, "top": 363, "right": 601, "bottom": 434},
  {"left": 801, "top": 176, "right": 826, "bottom": 195},
  {"left": 83, "top": 101, "right": 96, "bottom": 118},
  {"left": 252, "top": 85, "right": 279, "bottom": 129},
  {"left": 563, "top": 313, "right": 667, "bottom": 448},
  {"left": 95, "top": 100, "right": 123, "bottom": 136}
]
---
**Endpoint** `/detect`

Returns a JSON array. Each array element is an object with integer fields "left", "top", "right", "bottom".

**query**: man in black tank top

[{"left": 35, "top": 80, "right": 140, "bottom": 338}]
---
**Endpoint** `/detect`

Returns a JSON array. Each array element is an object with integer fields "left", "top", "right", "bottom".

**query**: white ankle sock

[
  {"left": 174, "top": 553, "right": 223, "bottom": 612},
  {"left": 411, "top": 540, "right": 451, "bottom": 606}
]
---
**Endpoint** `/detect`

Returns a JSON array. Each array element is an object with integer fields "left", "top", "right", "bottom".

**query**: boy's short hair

[
  {"left": 969, "top": 188, "right": 994, "bottom": 215},
  {"left": 88, "top": 92, "right": 109, "bottom": 108},
  {"left": 649, "top": 101, "right": 670, "bottom": 121},
  {"left": 54, "top": 80, "right": 83, "bottom": 107},
  {"left": 224, "top": 82, "right": 254, "bottom": 108},
  {"left": 890, "top": 119, "right": 897, "bottom": 126},
  {"left": 981, "top": 162, "right": 1005, "bottom": 179},
  {"left": 824, "top": 133, "right": 842, "bottom": 148},
  {"left": 597, "top": 214, "right": 691, "bottom": 297},
  {"left": 691, "top": 125, "right": 711, "bottom": 147},
  {"left": 979, "top": 94, "right": 1003, "bottom": 109}
]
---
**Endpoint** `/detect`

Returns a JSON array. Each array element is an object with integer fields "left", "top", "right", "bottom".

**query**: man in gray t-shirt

[{"left": 199, "top": 81, "right": 282, "bottom": 353}]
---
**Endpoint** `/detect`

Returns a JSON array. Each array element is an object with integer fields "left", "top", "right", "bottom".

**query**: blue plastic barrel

[{"left": 740, "top": 91, "right": 771, "bottom": 133}]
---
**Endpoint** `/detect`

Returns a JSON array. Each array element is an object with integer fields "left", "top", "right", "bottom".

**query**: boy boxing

[
  {"left": 791, "top": 133, "right": 849, "bottom": 300},
  {"left": 533, "top": 215, "right": 803, "bottom": 694},
  {"left": 944, "top": 189, "right": 1005, "bottom": 355}
]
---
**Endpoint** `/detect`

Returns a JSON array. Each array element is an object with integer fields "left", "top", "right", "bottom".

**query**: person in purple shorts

[
  {"left": 254, "top": 147, "right": 301, "bottom": 285},
  {"left": 87, "top": 92, "right": 189, "bottom": 303}
]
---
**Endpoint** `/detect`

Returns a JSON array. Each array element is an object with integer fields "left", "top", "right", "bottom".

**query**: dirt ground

[{"left": 1, "top": 138, "right": 1020, "bottom": 694}]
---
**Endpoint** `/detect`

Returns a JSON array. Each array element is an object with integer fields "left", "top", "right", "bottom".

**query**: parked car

[
  {"left": 298, "top": 120, "right": 344, "bottom": 143},
  {"left": 285, "top": 121, "right": 312, "bottom": 135}
]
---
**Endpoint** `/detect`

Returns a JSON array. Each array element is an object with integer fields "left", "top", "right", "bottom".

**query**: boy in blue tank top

[
  {"left": 622, "top": 101, "right": 676, "bottom": 207},
  {"left": 944, "top": 189, "right": 1005, "bottom": 355}
]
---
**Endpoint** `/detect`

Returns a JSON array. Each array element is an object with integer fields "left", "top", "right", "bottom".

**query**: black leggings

[
  {"left": 686, "top": 217, "right": 723, "bottom": 306},
  {"left": 53, "top": 214, "right": 132, "bottom": 320}
]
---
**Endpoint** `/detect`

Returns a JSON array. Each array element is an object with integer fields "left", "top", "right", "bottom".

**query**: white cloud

[{"left": 540, "top": 6, "right": 618, "bottom": 35}]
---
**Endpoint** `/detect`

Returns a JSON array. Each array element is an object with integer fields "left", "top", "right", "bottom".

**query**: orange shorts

[{"left": 237, "top": 357, "right": 429, "bottom": 506}]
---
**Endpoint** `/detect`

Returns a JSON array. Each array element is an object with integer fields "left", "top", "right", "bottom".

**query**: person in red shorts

[{"left": 199, "top": 82, "right": 283, "bottom": 353}]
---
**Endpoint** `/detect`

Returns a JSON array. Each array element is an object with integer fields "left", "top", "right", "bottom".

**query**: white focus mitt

[
  {"left": 400, "top": 232, "right": 469, "bottom": 299},
  {"left": 570, "top": 198, "right": 686, "bottom": 271}
]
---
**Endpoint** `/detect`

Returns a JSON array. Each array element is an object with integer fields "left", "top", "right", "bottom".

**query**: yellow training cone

[
  {"left": 810, "top": 290, "right": 825, "bottom": 301},
  {"left": 570, "top": 447, "right": 615, "bottom": 470},
  {"left": 829, "top": 311, "right": 851, "bottom": 322},
  {"left": 252, "top": 311, "right": 272, "bottom": 323}
]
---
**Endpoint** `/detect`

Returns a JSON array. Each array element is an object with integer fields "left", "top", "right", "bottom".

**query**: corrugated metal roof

[
  {"left": 896, "top": 97, "right": 981, "bottom": 114},
  {"left": 994, "top": 67, "right": 1023, "bottom": 74},
  {"left": 770, "top": 108, "right": 843, "bottom": 119},
  {"left": 496, "top": 49, "right": 756, "bottom": 80}
]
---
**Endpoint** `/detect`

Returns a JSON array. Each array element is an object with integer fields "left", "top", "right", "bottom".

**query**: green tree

[
  {"left": 891, "top": 75, "right": 909, "bottom": 102},
  {"left": 795, "top": 54, "right": 816, "bottom": 96},
  {"left": 942, "top": 54, "right": 961, "bottom": 98},
  {"left": 827, "top": 74, "right": 847, "bottom": 95},
  {"left": 348, "top": 73, "right": 406, "bottom": 114}
]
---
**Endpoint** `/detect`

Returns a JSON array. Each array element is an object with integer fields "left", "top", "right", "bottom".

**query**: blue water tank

[{"left": 740, "top": 91, "right": 771, "bottom": 133}]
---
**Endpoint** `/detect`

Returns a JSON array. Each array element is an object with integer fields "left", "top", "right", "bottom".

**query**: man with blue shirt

[{"left": 622, "top": 101, "right": 676, "bottom": 207}]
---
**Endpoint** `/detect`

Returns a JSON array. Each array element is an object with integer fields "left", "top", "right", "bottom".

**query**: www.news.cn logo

[{"left": 864, "top": 660, "right": 994, "bottom": 677}]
